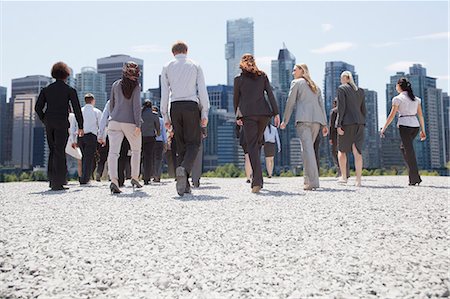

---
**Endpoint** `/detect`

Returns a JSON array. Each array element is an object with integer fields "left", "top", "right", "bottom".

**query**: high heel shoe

[
  {"left": 131, "top": 178, "right": 143, "bottom": 191},
  {"left": 409, "top": 180, "right": 422, "bottom": 186},
  {"left": 110, "top": 182, "right": 122, "bottom": 194}
]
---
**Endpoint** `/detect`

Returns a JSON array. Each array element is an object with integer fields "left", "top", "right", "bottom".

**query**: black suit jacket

[
  {"left": 336, "top": 83, "right": 366, "bottom": 127},
  {"left": 329, "top": 107, "right": 338, "bottom": 143},
  {"left": 233, "top": 72, "right": 279, "bottom": 118},
  {"left": 35, "top": 80, "right": 83, "bottom": 129}
]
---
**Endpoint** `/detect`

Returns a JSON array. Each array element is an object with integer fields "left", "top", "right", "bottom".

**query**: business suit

[
  {"left": 141, "top": 108, "right": 161, "bottom": 184},
  {"left": 283, "top": 78, "right": 327, "bottom": 188},
  {"left": 35, "top": 80, "right": 84, "bottom": 189},
  {"left": 234, "top": 71, "right": 279, "bottom": 189},
  {"left": 336, "top": 84, "right": 366, "bottom": 154},
  {"left": 329, "top": 107, "right": 349, "bottom": 177}
]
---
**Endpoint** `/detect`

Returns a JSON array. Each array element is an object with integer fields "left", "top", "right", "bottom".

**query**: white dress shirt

[
  {"left": 98, "top": 100, "right": 110, "bottom": 141},
  {"left": 160, "top": 54, "right": 210, "bottom": 123},
  {"left": 74, "top": 104, "right": 102, "bottom": 136},
  {"left": 264, "top": 125, "right": 281, "bottom": 151},
  {"left": 392, "top": 91, "right": 421, "bottom": 128}
]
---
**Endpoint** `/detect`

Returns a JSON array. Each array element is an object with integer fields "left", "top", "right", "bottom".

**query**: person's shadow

[
  {"left": 257, "top": 190, "right": 304, "bottom": 197},
  {"left": 173, "top": 194, "right": 227, "bottom": 201},
  {"left": 29, "top": 189, "right": 82, "bottom": 196}
]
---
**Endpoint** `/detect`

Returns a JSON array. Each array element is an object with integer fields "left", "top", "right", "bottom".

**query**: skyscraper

[
  {"left": 75, "top": 67, "right": 107, "bottom": 110},
  {"left": 0, "top": 86, "right": 7, "bottom": 165},
  {"left": 322, "top": 61, "right": 359, "bottom": 167},
  {"left": 97, "top": 54, "right": 144, "bottom": 100},
  {"left": 443, "top": 92, "right": 450, "bottom": 164},
  {"left": 362, "top": 89, "right": 380, "bottom": 169},
  {"left": 12, "top": 94, "right": 41, "bottom": 169},
  {"left": 381, "top": 65, "right": 446, "bottom": 170},
  {"left": 271, "top": 46, "right": 296, "bottom": 170},
  {"left": 207, "top": 85, "right": 233, "bottom": 112},
  {"left": 4, "top": 75, "right": 52, "bottom": 166},
  {"left": 225, "top": 18, "right": 254, "bottom": 86}
]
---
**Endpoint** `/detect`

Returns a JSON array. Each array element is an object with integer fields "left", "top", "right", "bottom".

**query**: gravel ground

[{"left": 0, "top": 176, "right": 449, "bottom": 299}]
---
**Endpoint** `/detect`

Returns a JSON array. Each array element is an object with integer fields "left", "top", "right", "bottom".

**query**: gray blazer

[
  {"left": 336, "top": 84, "right": 366, "bottom": 127},
  {"left": 282, "top": 78, "right": 327, "bottom": 126}
]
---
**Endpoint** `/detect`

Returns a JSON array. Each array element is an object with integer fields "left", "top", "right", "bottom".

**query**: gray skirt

[
  {"left": 264, "top": 142, "right": 276, "bottom": 157},
  {"left": 338, "top": 124, "right": 365, "bottom": 154}
]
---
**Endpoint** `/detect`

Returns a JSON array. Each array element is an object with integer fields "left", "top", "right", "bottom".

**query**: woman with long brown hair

[
  {"left": 107, "top": 62, "right": 143, "bottom": 194},
  {"left": 280, "top": 63, "right": 328, "bottom": 191},
  {"left": 234, "top": 54, "right": 280, "bottom": 193}
]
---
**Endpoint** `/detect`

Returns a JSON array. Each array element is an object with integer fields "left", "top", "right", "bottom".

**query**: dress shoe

[
  {"left": 51, "top": 186, "right": 69, "bottom": 191},
  {"left": 303, "top": 185, "right": 318, "bottom": 191}
]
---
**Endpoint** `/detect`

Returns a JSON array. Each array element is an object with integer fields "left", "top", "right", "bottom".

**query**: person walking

[
  {"left": 141, "top": 100, "right": 161, "bottom": 185},
  {"left": 280, "top": 63, "right": 328, "bottom": 191},
  {"left": 107, "top": 61, "right": 143, "bottom": 194},
  {"left": 160, "top": 41, "right": 210, "bottom": 196},
  {"left": 152, "top": 106, "right": 167, "bottom": 183},
  {"left": 329, "top": 98, "right": 349, "bottom": 178},
  {"left": 35, "top": 61, "right": 84, "bottom": 191},
  {"left": 380, "top": 77, "right": 426, "bottom": 186},
  {"left": 76, "top": 93, "right": 102, "bottom": 185},
  {"left": 96, "top": 101, "right": 111, "bottom": 182},
  {"left": 191, "top": 127, "right": 207, "bottom": 188},
  {"left": 336, "top": 71, "right": 366, "bottom": 187},
  {"left": 234, "top": 54, "right": 280, "bottom": 193},
  {"left": 263, "top": 123, "right": 281, "bottom": 178}
]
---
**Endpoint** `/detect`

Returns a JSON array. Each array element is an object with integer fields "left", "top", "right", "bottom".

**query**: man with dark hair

[
  {"left": 161, "top": 41, "right": 210, "bottom": 196},
  {"left": 75, "top": 93, "right": 102, "bottom": 185},
  {"left": 141, "top": 100, "right": 160, "bottom": 185},
  {"left": 35, "top": 61, "right": 84, "bottom": 191}
]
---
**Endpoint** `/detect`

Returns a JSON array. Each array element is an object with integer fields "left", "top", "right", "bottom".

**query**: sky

[{"left": 0, "top": 1, "right": 449, "bottom": 125}]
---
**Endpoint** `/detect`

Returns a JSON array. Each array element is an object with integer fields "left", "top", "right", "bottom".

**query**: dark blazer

[
  {"left": 35, "top": 80, "right": 83, "bottom": 129},
  {"left": 329, "top": 107, "right": 338, "bottom": 143},
  {"left": 141, "top": 108, "right": 161, "bottom": 137},
  {"left": 233, "top": 71, "right": 279, "bottom": 118},
  {"left": 336, "top": 83, "right": 366, "bottom": 127}
]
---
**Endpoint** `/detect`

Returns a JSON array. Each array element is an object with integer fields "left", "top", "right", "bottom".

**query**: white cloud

[
  {"left": 310, "top": 42, "right": 355, "bottom": 54},
  {"left": 410, "top": 32, "right": 450, "bottom": 40},
  {"left": 385, "top": 61, "right": 426, "bottom": 72},
  {"left": 436, "top": 75, "right": 449, "bottom": 80},
  {"left": 131, "top": 44, "right": 165, "bottom": 53},
  {"left": 371, "top": 42, "right": 400, "bottom": 48},
  {"left": 321, "top": 23, "right": 333, "bottom": 32}
]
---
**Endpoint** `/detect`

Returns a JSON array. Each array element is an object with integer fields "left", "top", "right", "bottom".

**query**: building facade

[
  {"left": 97, "top": 54, "right": 143, "bottom": 100},
  {"left": 75, "top": 67, "right": 107, "bottom": 110},
  {"left": 225, "top": 18, "right": 254, "bottom": 86}
]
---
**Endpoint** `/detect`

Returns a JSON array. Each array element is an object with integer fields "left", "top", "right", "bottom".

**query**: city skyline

[{"left": 1, "top": 1, "right": 448, "bottom": 126}]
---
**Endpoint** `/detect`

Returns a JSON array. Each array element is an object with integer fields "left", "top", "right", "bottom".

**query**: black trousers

[
  {"left": 170, "top": 101, "right": 201, "bottom": 176},
  {"left": 399, "top": 125, "right": 421, "bottom": 184},
  {"left": 153, "top": 141, "right": 164, "bottom": 179},
  {"left": 96, "top": 137, "right": 109, "bottom": 179},
  {"left": 242, "top": 115, "right": 270, "bottom": 188},
  {"left": 118, "top": 137, "right": 131, "bottom": 187},
  {"left": 45, "top": 121, "right": 69, "bottom": 188},
  {"left": 78, "top": 133, "right": 97, "bottom": 184},
  {"left": 142, "top": 136, "right": 156, "bottom": 182}
]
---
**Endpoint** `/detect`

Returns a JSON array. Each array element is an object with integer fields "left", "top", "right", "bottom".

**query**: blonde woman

[
  {"left": 336, "top": 71, "right": 366, "bottom": 187},
  {"left": 280, "top": 64, "right": 328, "bottom": 191}
]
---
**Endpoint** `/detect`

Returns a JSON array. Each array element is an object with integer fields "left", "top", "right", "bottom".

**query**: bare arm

[{"left": 380, "top": 104, "right": 399, "bottom": 135}]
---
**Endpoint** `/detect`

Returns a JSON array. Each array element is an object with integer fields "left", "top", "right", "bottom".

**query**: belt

[{"left": 399, "top": 115, "right": 416, "bottom": 118}]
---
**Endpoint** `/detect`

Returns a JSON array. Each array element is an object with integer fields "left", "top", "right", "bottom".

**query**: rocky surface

[{"left": 0, "top": 176, "right": 448, "bottom": 298}]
